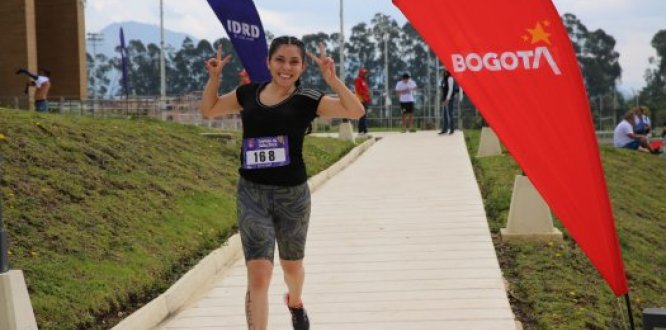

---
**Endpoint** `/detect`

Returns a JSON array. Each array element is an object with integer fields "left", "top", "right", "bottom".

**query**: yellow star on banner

[
  {"left": 527, "top": 22, "right": 551, "bottom": 45},
  {"left": 521, "top": 35, "right": 529, "bottom": 42}
]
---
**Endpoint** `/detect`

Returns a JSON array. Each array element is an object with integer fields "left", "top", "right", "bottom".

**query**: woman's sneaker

[{"left": 285, "top": 294, "right": 310, "bottom": 330}]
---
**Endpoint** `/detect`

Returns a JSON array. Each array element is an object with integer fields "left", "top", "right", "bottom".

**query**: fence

[
  {"left": 0, "top": 94, "right": 244, "bottom": 130},
  {"left": 7, "top": 89, "right": 631, "bottom": 135},
  {"left": 8, "top": 84, "right": 663, "bottom": 136}
]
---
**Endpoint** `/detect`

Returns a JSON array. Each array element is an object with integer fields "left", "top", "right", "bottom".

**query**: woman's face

[{"left": 268, "top": 45, "right": 305, "bottom": 88}]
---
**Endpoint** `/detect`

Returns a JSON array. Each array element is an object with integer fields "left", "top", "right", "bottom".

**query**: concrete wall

[
  {"left": 35, "top": 0, "right": 87, "bottom": 99},
  {"left": 0, "top": 0, "right": 38, "bottom": 105},
  {"left": 0, "top": 0, "right": 87, "bottom": 106}
]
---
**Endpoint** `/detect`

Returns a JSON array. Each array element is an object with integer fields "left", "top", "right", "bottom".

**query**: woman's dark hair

[
  {"left": 268, "top": 36, "right": 306, "bottom": 87},
  {"left": 268, "top": 36, "right": 306, "bottom": 61}
]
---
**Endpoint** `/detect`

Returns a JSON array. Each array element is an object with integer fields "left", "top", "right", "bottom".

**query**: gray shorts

[{"left": 237, "top": 177, "right": 311, "bottom": 262}]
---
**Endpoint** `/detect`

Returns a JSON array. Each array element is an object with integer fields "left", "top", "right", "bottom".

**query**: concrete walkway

[{"left": 158, "top": 131, "right": 517, "bottom": 330}]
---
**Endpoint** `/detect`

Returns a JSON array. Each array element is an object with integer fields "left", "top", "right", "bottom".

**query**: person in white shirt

[
  {"left": 395, "top": 73, "right": 417, "bottom": 132},
  {"left": 613, "top": 111, "right": 654, "bottom": 152}
]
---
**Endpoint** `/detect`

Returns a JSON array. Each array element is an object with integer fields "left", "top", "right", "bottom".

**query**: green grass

[
  {"left": 0, "top": 109, "right": 356, "bottom": 329},
  {"left": 464, "top": 129, "right": 666, "bottom": 329}
]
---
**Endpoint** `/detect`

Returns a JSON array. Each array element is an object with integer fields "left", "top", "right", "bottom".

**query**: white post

[
  {"left": 339, "top": 0, "right": 344, "bottom": 83},
  {"left": 426, "top": 46, "right": 431, "bottom": 128},
  {"left": 598, "top": 95, "right": 603, "bottom": 130},
  {"left": 435, "top": 60, "right": 440, "bottom": 128},
  {"left": 612, "top": 86, "right": 617, "bottom": 127},
  {"left": 384, "top": 32, "right": 390, "bottom": 130},
  {"left": 336, "top": 0, "right": 354, "bottom": 142},
  {"left": 159, "top": 0, "right": 166, "bottom": 104}
]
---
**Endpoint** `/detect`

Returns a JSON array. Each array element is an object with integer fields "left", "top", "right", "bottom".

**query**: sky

[{"left": 84, "top": 0, "right": 666, "bottom": 95}]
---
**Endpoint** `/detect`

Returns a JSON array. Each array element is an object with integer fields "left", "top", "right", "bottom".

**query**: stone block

[{"left": 500, "top": 175, "right": 563, "bottom": 242}]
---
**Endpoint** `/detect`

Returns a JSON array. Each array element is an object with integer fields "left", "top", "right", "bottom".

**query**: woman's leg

[
  {"left": 280, "top": 259, "right": 305, "bottom": 306},
  {"left": 246, "top": 260, "right": 274, "bottom": 330},
  {"left": 273, "top": 183, "right": 310, "bottom": 305},
  {"left": 237, "top": 179, "right": 278, "bottom": 330},
  {"left": 445, "top": 105, "right": 453, "bottom": 132}
]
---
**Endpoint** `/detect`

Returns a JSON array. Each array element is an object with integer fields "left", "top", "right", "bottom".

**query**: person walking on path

[
  {"left": 439, "top": 67, "right": 463, "bottom": 135},
  {"left": 200, "top": 36, "right": 364, "bottom": 330},
  {"left": 395, "top": 72, "right": 417, "bottom": 132},
  {"left": 16, "top": 68, "right": 51, "bottom": 112},
  {"left": 354, "top": 67, "right": 371, "bottom": 135}
]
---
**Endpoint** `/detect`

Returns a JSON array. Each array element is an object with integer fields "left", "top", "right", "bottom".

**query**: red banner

[{"left": 394, "top": 0, "right": 628, "bottom": 296}]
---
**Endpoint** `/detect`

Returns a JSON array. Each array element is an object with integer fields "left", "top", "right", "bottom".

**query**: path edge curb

[{"left": 112, "top": 137, "right": 377, "bottom": 330}]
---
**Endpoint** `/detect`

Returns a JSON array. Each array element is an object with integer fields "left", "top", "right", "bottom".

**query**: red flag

[{"left": 394, "top": 0, "right": 628, "bottom": 296}]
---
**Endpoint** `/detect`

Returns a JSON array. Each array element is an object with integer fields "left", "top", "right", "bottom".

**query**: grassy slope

[
  {"left": 0, "top": 109, "right": 355, "bottom": 329},
  {"left": 464, "top": 130, "right": 666, "bottom": 329}
]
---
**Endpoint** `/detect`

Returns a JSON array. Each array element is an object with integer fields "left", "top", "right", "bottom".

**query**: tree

[
  {"left": 301, "top": 32, "right": 331, "bottom": 91},
  {"left": 562, "top": 13, "right": 622, "bottom": 127},
  {"left": 401, "top": 22, "right": 432, "bottom": 103},
  {"left": 640, "top": 30, "right": 666, "bottom": 126},
  {"left": 116, "top": 40, "right": 161, "bottom": 96},
  {"left": 562, "top": 13, "right": 588, "bottom": 56},
  {"left": 562, "top": 14, "right": 621, "bottom": 96},
  {"left": 87, "top": 52, "right": 112, "bottom": 98},
  {"left": 371, "top": 13, "right": 402, "bottom": 94},
  {"left": 169, "top": 37, "right": 197, "bottom": 95},
  {"left": 346, "top": 22, "right": 376, "bottom": 84},
  {"left": 580, "top": 29, "right": 621, "bottom": 97}
]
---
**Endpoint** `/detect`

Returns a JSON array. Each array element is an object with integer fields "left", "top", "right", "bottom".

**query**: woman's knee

[
  {"left": 247, "top": 260, "right": 273, "bottom": 290},
  {"left": 280, "top": 259, "right": 304, "bottom": 277}
]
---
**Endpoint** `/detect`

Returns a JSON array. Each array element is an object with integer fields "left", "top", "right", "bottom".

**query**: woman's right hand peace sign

[
  {"left": 204, "top": 45, "right": 232, "bottom": 77},
  {"left": 307, "top": 42, "right": 337, "bottom": 85}
]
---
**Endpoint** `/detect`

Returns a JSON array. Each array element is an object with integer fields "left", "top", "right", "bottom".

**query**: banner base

[
  {"left": 500, "top": 175, "right": 563, "bottom": 242},
  {"left": 0, "top": 270, "right": 38, "bottom": 330},
  {"left": 476, "top": 126, "right": 502, "bottom": 157},
  {"left": 338, "top": 122, "right": 356, "bottom": 143}
]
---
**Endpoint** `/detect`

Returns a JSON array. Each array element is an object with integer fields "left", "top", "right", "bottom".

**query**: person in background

[
  {"left": 354, "top": 67, "right": 371, "bottom": 136},
  {"left": 613, "top": 111, "right": 657, "bottom": 153},
  {"left": 239, "top": 69, "right": 251, "bottom": 85},
  {"left": 16, "top": 68, "right": 51, "bottom": 112},
  {"left": 633, "top": 106, "right": 652, "bottom": 135},
  {"left": 438, "top": 67, "right": 463, "bottom": 135},
  {"left": 395, "top": 72, "right": 417, "bottom": 133},
  {"left": 200, "top": 36, "right": 364, "bottom": 330}
]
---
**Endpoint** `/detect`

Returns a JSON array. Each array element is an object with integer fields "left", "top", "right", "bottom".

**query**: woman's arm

[
  {"left": 307, "top": 43, "right": 364, "bottom": 119},
  {"left": 199, "top": 45, "right": 242, "bottom": 119}
]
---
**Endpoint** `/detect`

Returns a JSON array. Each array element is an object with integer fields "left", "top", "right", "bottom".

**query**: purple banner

[
  {"left": 206, "top": 0, "right": 271, "bottom": 82},
  {"left": 119, "top": 27, "right": 129, "bottom": 97}
]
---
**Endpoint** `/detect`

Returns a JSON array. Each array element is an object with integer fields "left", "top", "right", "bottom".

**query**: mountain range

[{"left": 89, "top": 21, "right": 199, "bottom": 59}]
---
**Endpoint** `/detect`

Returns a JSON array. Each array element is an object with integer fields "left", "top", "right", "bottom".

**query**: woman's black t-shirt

[{"left": 235, "top": 82, "right": 323, "bottom": 186}]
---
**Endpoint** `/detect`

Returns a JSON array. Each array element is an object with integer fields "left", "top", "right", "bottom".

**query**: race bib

[{"left": 242, "top": 136, "right": 290, "bottom": 169}]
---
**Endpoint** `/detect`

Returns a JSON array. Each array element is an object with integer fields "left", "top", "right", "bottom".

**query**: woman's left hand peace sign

[{"left": 307, "top": 42, "right": 337, "bottom": 84}]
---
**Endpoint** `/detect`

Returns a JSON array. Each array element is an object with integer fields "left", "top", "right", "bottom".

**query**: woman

[{"left": 200, "top": 36, "right": 364, "bottom": 330}]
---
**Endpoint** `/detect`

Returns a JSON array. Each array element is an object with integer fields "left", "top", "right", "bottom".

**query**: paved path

[{"left": 159, "top": 131, "right": 516, "bottom": 329}]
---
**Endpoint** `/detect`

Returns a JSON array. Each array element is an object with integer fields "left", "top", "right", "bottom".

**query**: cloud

[
  {"left": 86, "top": 0, "right": 158, "bottom": 32},
  {"left": 257, "top": 8, "right": 336, "bottom": 38},
  {"left": 163, "top": 3, "right": 220, "bottom": 41},
  {"left": 84, "top": 0, "right": 663, "bottom": 93}
]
